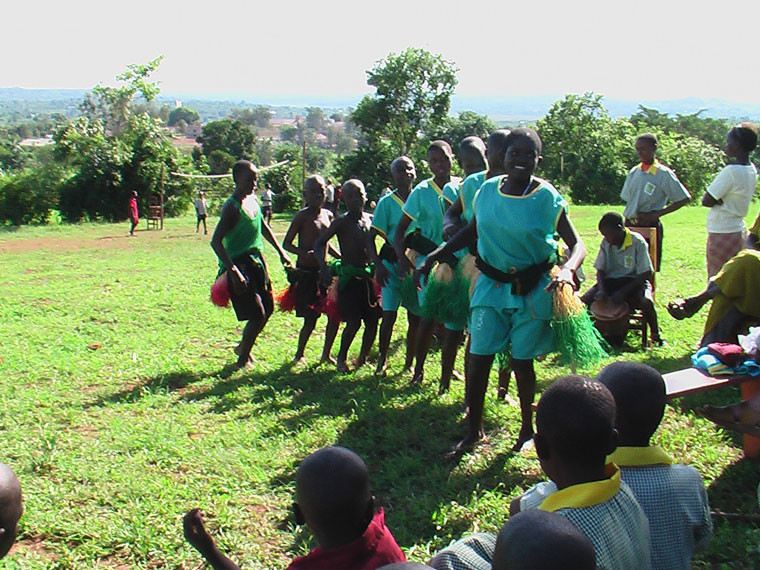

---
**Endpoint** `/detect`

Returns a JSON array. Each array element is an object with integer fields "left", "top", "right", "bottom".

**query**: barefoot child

[
  {"left": 417, "top": 128, "right": 585, "bottom": 451},
  {"left": 282, "top": 175, "right": 341, "bottom": 364},
  {"left": 597, "top": 362, "right": 712, "bottom": 569},
  {"left": 211, "top": 160, "right": 292, "bottom": 369},
  {"left": 315, "top": 180, "right": 382, "bottom": 373},
  {"left": 184, "top": 447, "right": 405, "bottom": 569},
  {"left": 370, "top": 156, "right": 421, "bottom": 375}
]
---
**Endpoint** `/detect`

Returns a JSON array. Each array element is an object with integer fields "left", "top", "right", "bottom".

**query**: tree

[
  {"left": 351, "top": 48, "right": 458, "bottom": 155},
  {"left": 306, "top": 107, "right": 326, "bottom": 131},
  {"left": 168, "top": 106, "right": 200, "bottom": 127},
  {"left": 232, "top": 106, "right": 272, "bottom": 128},
  {"left": 197, "top": 119, "right": 256, "bottom": 160},
  {"left": 428, "top": 111, "right": 497, "bottom": 147}
]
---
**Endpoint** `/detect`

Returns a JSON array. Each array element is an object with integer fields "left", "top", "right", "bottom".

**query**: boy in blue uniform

[
  {"left": 597, "top": 362, "right": 712, "bottom": 569},
  {"left": 581, "top": 211, "right": 663, "bottom": 346},
  {"left": 370, "top": 156, "right": 421, "bottom": 376},
  {"left": 417, "top": 129, "right": 585, "bottom": 452},
  {"left": 393, "top": 141, "right": 466, "bottom": 391}
]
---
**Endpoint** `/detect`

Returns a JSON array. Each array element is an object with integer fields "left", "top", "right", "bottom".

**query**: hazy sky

[{"left": 3, "top": 0, "right": 759, "bottom": 104}]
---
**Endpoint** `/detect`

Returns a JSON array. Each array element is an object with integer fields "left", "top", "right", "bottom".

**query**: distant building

[
  {"left": 184, "top": 123, "right": 203, "bottom": 138},
  {"left": 19, "top": 136, "right": 54, "bottom": 147}
]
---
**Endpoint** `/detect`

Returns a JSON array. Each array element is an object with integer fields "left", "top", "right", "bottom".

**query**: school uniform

[
  {"left": 458, "top": 170, "right": 487, "bottom": 223},
  {"left": 609, "top": 446, "right": 712, "bottom": 569},
  {"left": 469, "top": 176, "right": 565, "bottom": 359}
]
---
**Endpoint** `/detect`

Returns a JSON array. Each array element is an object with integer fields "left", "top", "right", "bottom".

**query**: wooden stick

[{"left": 711, "top": 510, "right": 760, "bottom": 523}]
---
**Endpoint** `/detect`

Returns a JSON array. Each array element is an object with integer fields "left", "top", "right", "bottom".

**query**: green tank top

[{"left": 219, "top": 194, "right": 263, "bottom": 270}]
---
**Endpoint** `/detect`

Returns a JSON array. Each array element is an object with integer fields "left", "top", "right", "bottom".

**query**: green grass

[{"left": 1, "top": 205, "right": 759, "bottom": 568}]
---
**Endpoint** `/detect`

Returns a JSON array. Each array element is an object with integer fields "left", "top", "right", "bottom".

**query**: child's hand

[
  {"left": 230, "top": 266, "right": 247, "bottom": 296},
  {"left": 319, "top": 266, "right": 332, "bottom": 288},
  {"left": 280, "top": 254, "right": 293, "bottom": 268},
  {"left": 397, "top": 254, "right": 414, "bottom": 277},
  {"left": 547, "top": 266, "right": 575, "bottom": 291},
  {"left": 375, "top": 262, "right": 391, "bottom": 288},
  {"left": 183, "top": 508, "right": 216, "bottom": 555},
  {"left": 414, "top": 258, "right": 434, "bottom": 290}
]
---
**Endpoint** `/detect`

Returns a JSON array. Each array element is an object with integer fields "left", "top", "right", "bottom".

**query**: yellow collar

[
  {"left": 390, "top": 191, "right": 406, "bottom": 208},
  {"left": 539, "top": 463, "right": 621, "bottom": 512},
  {"left": 621, "top": 228, "right": 633, "bottom": 250},
  {"left": 640, "top": 160, "right": 660, "bottom": 175},
  {"left": 429, "top": 179, "right": 443, "bottom": 195},
  {"left": 608, "top": 445, "right": 673, "bottom": 467}
]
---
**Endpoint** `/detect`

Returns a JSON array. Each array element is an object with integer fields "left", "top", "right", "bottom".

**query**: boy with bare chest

[{"left": 315, "top": 179, "right": 381, "bottom": 372}]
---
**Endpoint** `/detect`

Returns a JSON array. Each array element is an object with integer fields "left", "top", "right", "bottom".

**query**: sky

[{"left": 3, "top": 0, "right": 759, "bottom": 105}]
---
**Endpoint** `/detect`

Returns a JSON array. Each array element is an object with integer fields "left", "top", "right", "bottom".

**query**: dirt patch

[{"left": 13, "top": 536, "right": 59, "bottom": 561}]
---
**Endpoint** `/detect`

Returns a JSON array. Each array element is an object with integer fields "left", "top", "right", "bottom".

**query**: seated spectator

[
  {"left": 0, "top": 463, "right": 22, "bottom": 559},
  {"left": 184, "top": 446, "right": 405, "bottom": 570},
  {"left": 597, "top": 361, "right": 712, "bottom": 569}
]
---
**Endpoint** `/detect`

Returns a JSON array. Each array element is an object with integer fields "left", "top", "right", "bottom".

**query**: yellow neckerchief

[
  {"left": 608, "top": 445, "right": 673, "bottom": 467},
  {"left": 539, "top": 463, "right": 621, "bottom": 512},
  {"left": 640, "top": 159, "right": 660, "bottom": 176},
  {"left": 389, "top": 190, "right": 406, "bottom": 209},
  {"left": 429, "top": 178, "right": 444, "bottom": 196},
  {"left": 619, "top": 228, "right": 633, "bottom": 250}
]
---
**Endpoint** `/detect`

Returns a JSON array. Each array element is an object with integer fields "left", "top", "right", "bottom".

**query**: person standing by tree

[
  {"left": 195, "top": 191, "right": 208, "bottom": 234},
  {"left": 260, "top": 183, "right": 275, "bottom": 225},
  {"left": 211, "top": 160, "right": 292, "bottom": 369},
  {"left": 620, "top": 133, "right": 691, "bottom": 270},
  {"left": 128, "top": 190, "right": 139, "bottom": 236}
]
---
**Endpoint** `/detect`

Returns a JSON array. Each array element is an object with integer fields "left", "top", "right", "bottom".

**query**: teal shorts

[
  {"left": 469, "top": 305, "right": 554, "bottom": 359},
  {"left": 415, "top": 254, "right": 466, "bottom": 331},
  {"left": 381, "top": 260, "right": 420, "bottom": 315}
]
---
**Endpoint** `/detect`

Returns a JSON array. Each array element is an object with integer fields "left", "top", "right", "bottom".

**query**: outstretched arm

[
  {"left": 262, "top": 218, "right": 292, "bottom": 267},
  {"left": 393, "top": 214, "right": 415, "bottom": 276},
  {"left": 414, "top": 219, "right": 477, "bottom": 288},
  {"left": 637, "top": 197, "right": 690, "bottom": 225},
  {"left": 551, "top": 210, "right": 585, "bottom": 290},
  {"left": 183, "top": 509, "right": 241, "bottom": 570},
  {"left": 443, "top": 199, "right": 466, "bottom": 239}
]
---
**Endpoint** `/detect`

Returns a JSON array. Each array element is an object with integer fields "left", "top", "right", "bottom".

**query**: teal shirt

[
  {"left": 442, "top": 178, "right": 460, "bottom": 207},
  {"left": 459, "top": 170, "right": 487, "bottom": 223},
  {"left": 371, "top": 189, "right": 413, "bottom": 242},
  {"left": 403, "top": 178, "right": 448, "bottom": 245},
  {"left": 471, "top": 176, "right": 567, "bottom": 314}
]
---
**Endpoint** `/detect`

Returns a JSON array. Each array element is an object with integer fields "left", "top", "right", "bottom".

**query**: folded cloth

[
  {"left": 692, "top": 346, "right": 760, "bottom": 376},
  {"left": 707, "top": 343, "right": 748, "bottom": 367}
]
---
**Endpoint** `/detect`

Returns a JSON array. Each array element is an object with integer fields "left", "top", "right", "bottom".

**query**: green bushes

[{"left": 0, "top": 166, "right": 67, "bottom": 225}]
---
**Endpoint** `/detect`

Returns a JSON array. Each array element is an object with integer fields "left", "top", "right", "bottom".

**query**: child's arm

[
  {"left": 550, "top": 210, "right": 585, "bottom": 289},
  {"left": 210, "top": 202, "right": 247, "bottom": 296},
  {"left": 183, "top": 509, "right": 241, "bottom": 570},
  {"left": 637, "top": 197, "right": 690, "bottom": 225},
  {"left": 609, "top": 272, "right": 651, "bottom": 304},
  {"left": 314, "top": 217, "right": 342, "bottom": 286},
  {"left": 443, "top": 199, "right": 466, "bottom": 239},
  {"left": 393, "top": 214, "right": 416, "bottom": 276},
  {"left": 262, "top": 218, "right": 292, "bottom": 267},
  {"left": 415, "top": 219, "right": 477, "bottom": 288},
  {"left": 282, "top": 213, "right": 307, "bottom": 258},
  {"left": 701, "top": 192, "right": 723, "bottom": 207},
  {"left": 368, "top": 228, "right": 390, "bottom": 287}
]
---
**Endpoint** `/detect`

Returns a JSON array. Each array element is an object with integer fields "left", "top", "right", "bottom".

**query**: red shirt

[
  {"left": 286, "top": 509, "right": 405, "bottom": 570},
  {"left": 129, "top": 197, "right": 139, "bottom": 222}
]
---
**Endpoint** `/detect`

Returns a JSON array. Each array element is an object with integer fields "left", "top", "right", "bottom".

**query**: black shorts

[
  {"left": 293, "top": 268, "right": 323, "bottom": 318},
  {"left": 262, "top": 205, "right": 273, "bottom": 217},
  {"left": 337, "top": 277, "right": 382, "bottom": 323},
  {"left": 228, "top": 251, "right": 274, "bottom": 322},
  {"left": 197, "top": 214, "right": 207, "bottom": 221}
]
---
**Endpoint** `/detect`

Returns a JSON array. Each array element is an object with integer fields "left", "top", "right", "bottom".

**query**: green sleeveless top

[{"left": 219, "top": 194, "right": 263, "bottom": 270}]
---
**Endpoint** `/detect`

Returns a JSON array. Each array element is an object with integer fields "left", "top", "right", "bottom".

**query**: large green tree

[
  {"left": 197, "top": 119, "right": 257, "bottom": 161},
  {"left": 351, "top": 48, "right": 458, "bottom": 155},
  {"left": 168, "top": 106, "right": 200, "bottom": 127}
]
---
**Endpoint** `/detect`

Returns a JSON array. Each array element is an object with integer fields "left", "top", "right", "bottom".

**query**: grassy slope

[{"left": 0, "top": 204, "right": 759, "bottom": 569}]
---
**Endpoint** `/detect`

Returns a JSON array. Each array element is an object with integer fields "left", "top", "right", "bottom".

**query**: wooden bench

[{"left": 665, "top": 368, "right": 760, "bottom": 458}]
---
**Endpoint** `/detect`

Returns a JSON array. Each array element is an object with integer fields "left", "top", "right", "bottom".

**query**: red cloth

[
  {"left": 707, "top": 342, "right": 748, "bottom": 366},
  {"left": 129, "top": 197, "right": 139, "bottom": 223},
  {"left": 286, "top": 509, "right": 405, "bottom": 570}
]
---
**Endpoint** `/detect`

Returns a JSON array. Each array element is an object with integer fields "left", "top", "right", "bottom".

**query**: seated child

[
  {"left": 281, "top": 175, "right": 340, "bottom": 364},
  {"left": 491, "top": 510, "right": 595, "bottom": 570},
  {"left": 510, "top": 375, "right": 651, "bottom": 570},
  {"left": 0, "top": 463, "right": 23, "bottom": 559},
  {"left": 315, "top": 179, "right": 382, "bottom": 372},
  {"left": 581, "top": 211, "right": 662, "bottom": 345},
  {"left": 184, "top": 446, "right": 405, "bottom": 570},
  {"left": 596, "top": 361, "right": 712, "bottom": 569}
]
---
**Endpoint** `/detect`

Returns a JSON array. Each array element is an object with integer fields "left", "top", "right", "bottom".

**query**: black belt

[{"left": 475, "top": 255, "right": 555, "bottom": 296}]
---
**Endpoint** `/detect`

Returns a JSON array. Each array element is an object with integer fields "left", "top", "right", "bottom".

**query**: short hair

[
  {"left": 598, "top": 211, "right": 625, "bottom": 231},
  {"left": 636, "top": 133, "right": 658, "bottom": 148},
  {"left": 459, "top": 136, "right": 486, "bottom": 156},
  {"left": 596, "top": 361, "right": 666, "bottom": 444},
  {"left": 304, "top": 174, "right": 325, "bottom": 191},
  {"left": 342, "top": 178, "right": 366, "bottom": 196},
  {"left": 536, "top": 375, "right": 616, "bottom": 464},
  {"left": 730, "top": 122, "right": 759, "bottom": 152},
  {"left": 504, "top": 127, "right": 542, "bottom": 155},
  {"left": 427, "top": 140, "right": 454, "bottom": 158},
  {"left": 492, "top": 510, "right": 595, "bottom": 570},
  {"left": 232, "top": 160, "right": 257, "bottom": 183},
  {"left": 296, "top": 447, "right": 372, "bottom": 539},
  {"left": 0, "top": 463, "right": 22, "bottom": 559},
  {"left": 390, "top": 155, "right": 413, "bottom": 174}
]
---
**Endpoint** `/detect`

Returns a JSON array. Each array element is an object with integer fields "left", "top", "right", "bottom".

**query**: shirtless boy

[
  {"left": 282, "top": 175, "right": 341, "bottom": 364},
  {"left": 315, "top": 180, "right": 382, "bottom": 373}
]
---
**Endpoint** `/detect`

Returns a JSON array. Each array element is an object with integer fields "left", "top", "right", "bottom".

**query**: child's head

[
  {"left": 0, "top": 463, "right": 22, "bottom": 559},
  {"left": 598, "top": 211, "right": 626, "bottom": 247},
  {"left": 199, "top": 191, "right": 205, "bottom": 198},
  {"left": 458, "top": 136, "right": 487, "bottom": 177},
  {"left": 492, "top": 510, "right": 595, "bottom": 570},
  {"left": 390, "top": 156, "right": 416, "bottom": 189},
  {"left": 535, "top": 375, "right": 617, "bottom": 480},
  {"left": 293, "top": 447, "right": 373, "bottom": 546},
  {"left": 486, "top": 129, "right": 511, "bottom": 173},
  {"left": 726, "top": 122, "right": 758, "bottom": 156},
  {"left": 503, "top": 128, "right": 543, "bottom": 181},
  {"left": 341, "top": 179, "right": 367, "bottom": 214},
  {"left": 303, "top": 175, "right": 326, "bottom": 208},
  {"left": 232, "top": 160, "right": 258, "bottom": 194},
  {"left": 426, "top": 140, "right": 454, "bottom": 178},
  {"left": 634, "top": 134, "right": 657, "bottom": 164},
  {"left": 596, "top": 361, "right": 666, "bottom": 447}
]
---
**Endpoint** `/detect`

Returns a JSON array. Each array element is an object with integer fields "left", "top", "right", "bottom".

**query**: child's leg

[
  {"left": 356, "top": 316, "right": 379, "bottom": 367},
  {"left": 439, "top": 328, "right": 464, "bottom": 394},
  {"left": 512, "top": 358, "right": 536, "bottom": 450},
  {"left": 196, "top": 218, "right": 200, "bottom": 233},
  {"left": 638, "top": 293, "right": 662, "bottom": 342},
  {"left": 336, "top": 318, "right": 361, "bottom": 372},
  {"left": 295, "top": 315, "right": 318, "bottom": 361},
  {"left": 411, "top": 317, "right": 436, "bottom": 384},
  {"left": 202, "top": 217, "right": 208, "bottom": 234},
  {"left": 376, "top": 310, "right": 397, "bottom": 374},
  {"left": 458, "top": 352, "right": 494, "bottom": 450},
  {"left": 320, "top": 318, "right": 339, "bottom": 364},
  {"left": 236, "top": 305, "right": 266, "bottom": 368},
  {"left": 404, "top": 312, "right": 420, "bottom": 370}
]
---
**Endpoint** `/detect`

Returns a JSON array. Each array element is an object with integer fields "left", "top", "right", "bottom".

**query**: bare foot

[
  {"left": 292, "top": 356, "right": 307, "bottom": 367},
  {"left": 354, "top": 357, "right": 366, "bottom": 369},
  {"left": 410, "top": 370, "right": 424, "bottom": 386},
  {"left": 320, "top": 355, "right": 337, "bottom": 365},
  {"left": 374, "top": 359, "right": 388, "bottom": 377},
  {"left": 336, "top": 359, "right": 350, "bottom": 373},
  {"left": 447, "top": 430, "right": 487, "bottom": 457},
  {"left": 233, "top": 358, "right": 255, "bottom": 370},
  {"left": 438, "top": 379, "right": 450, "bottom": 395},
  {"left": 511, "top": 428, "right": 534, "bottom": 452},
  {"left": 451, "top": 370, "right": 465, "bottom": 382}
]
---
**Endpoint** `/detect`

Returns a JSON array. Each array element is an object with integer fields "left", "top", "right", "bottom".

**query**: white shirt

[{"left": 706, "top": 164, "right": 758, "bottom": 233}]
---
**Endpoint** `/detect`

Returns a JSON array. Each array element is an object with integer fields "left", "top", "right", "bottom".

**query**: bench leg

[{"left": 741, "top": 379, "right": 760, "bottom": 458}]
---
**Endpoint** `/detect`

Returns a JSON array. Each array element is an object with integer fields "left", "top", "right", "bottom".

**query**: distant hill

[{"left": 2, "top": 87, "right": 759, "bottom": 123}]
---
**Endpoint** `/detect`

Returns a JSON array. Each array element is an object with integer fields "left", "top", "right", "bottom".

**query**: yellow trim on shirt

[
  {"left": 621, "top": 228, "right": 633, "bottom": 250},
  {"left": 390, "top": 192, "right": 406, "bottom": 209},
  {"left": 608, "top": 445, "right": 673, "bottom": 467},
  {"left": 429, "top": 179, "right": 443, "bottom": 196},
  {"left": 539, "top": 463, "right": 621, "bottom": 512},
  {"left": 640, "top": 160, "right": 660, "bottom": 176}
]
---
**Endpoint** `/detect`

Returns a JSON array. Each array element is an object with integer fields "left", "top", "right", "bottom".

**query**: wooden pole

[
  {"left": 159, "top": 163, "right": 165, "bottom": 230},
  {"left": 302, "top": 139, "right": 306, "bottom": 189}
]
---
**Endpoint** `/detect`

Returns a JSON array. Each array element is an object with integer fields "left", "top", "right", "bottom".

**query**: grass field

[{"left": 1, "top": 204, "right": 759, "bottom": 569}]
